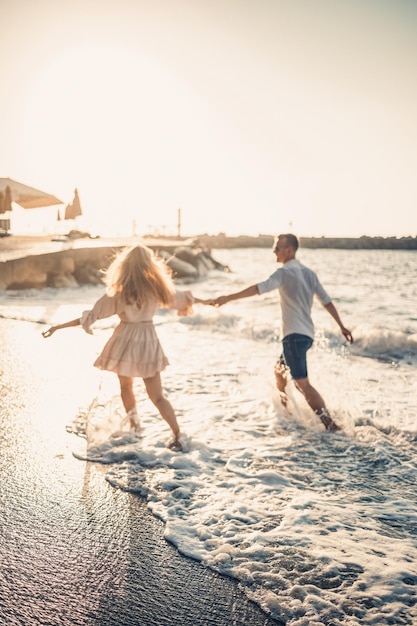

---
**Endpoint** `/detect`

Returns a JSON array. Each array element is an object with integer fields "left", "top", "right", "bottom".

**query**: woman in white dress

[{"left": 42, "top": 244, "right": 201, "bottom": 450}]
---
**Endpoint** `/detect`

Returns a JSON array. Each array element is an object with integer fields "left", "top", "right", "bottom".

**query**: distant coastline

[
  {"left": 192, "top": 234, "right": 417, "bottom": 250},
  {"left": 1, "top": 232, "right": 417, "bottom": 253}
]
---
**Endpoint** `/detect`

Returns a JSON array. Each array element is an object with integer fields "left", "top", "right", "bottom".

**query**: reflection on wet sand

[{"left": 0, "top": 319, "right": 282, "bottom": 626}]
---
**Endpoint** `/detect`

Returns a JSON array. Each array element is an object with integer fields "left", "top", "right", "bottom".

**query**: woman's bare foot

[
  {"left": 168, "top": 432, "right": 190, "bottom": 452},
  {"left": 127, "top": 409, "right": 141, "bottom": 434}
]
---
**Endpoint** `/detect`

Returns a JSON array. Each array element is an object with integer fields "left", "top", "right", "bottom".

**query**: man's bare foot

[
  {"left": 168, "top": 439, "right": 182, "bottom": 451},
  {"left": 279, "top": 391, "right": 288, "bottom": 408},
  {"left": 278, "top": 391, "right": 293, "bottom": 415},
  {"left": 319, "top": 412, "right": 341, "bottom": 431},
  {"left": 274, "top": 361, "right": 288, "bottom": 410}
]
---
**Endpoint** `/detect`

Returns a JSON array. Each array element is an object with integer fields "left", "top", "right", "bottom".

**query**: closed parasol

[{"left": 64, "top": 188, "right": 82, "bottom": 220}]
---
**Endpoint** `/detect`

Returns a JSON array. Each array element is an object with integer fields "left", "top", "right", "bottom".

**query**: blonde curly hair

[{"left": 104, "top": 244, "right": 175, "bottom": 308}]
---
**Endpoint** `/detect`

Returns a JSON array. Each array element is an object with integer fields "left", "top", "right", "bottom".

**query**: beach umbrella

[
  {"left": 64, "top": 188, "right": 83, "bottom": 220},
  {"left": 0, "top": 177, "right": 63, "bottom": 209}
]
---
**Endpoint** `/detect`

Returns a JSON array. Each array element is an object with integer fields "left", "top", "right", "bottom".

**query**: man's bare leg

[
  {"left": 294, "top": 377, "right": 340, "bottom": 431},
  {"left": 274, "top": 360, "right": 289, "bottom": 409}
]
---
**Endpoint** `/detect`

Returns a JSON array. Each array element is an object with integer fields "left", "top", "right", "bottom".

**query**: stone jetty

[{"left": 0, "top": 236, "right": 230, "bottom": 290}]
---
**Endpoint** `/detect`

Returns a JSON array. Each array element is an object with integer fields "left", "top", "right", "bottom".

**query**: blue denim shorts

[{"left": 280, "top": 333, "right": 313, "bottom": 380}]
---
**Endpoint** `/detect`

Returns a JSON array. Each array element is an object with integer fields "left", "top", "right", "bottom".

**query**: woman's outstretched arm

[{"left": 42, "top": 318, "right": 81, "bottom": 338}]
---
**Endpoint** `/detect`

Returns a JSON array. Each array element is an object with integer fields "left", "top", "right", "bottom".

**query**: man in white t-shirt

[{"left": 211, "top": 234, "right": 353, "bottom": 431}]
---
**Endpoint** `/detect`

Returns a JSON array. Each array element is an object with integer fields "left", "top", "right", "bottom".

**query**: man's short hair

[{"left": 278, "top": 233, "right": 299, "bottom": 251}]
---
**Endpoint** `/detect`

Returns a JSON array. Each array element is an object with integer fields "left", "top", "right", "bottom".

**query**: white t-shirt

[{"left": 257, "top": 259, "right": 331, "bottom": 339}]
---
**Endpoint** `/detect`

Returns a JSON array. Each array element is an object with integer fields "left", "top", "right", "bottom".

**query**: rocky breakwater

[
  {"left": 194, "top": 233, "right": 417, "bottom": 250},
  {"left": 0, "top": 241, "right": 229, "bottom": 290}
]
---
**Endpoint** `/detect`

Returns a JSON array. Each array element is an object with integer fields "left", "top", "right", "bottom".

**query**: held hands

[
  {"left": 194, "top": 296, "right": 228, "bottom": 307},
  {"left": 212, "top": 296, "right": 229, "bottom": 307},
  {"left": 178, "top": 295, "right": 229, "bottom": 309}
]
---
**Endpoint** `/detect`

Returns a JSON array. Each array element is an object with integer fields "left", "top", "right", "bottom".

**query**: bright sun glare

[
  {"left": 17, "top": 43, "right": 264, "bottom": 237},
  {"left": 9, "top": 1, "right": 417, "bottom": 239},
  {"left": 18, "top": 44, "right": 184, "bottom": 234}
]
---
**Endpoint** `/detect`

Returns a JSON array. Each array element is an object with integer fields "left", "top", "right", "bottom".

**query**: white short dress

[{"left": 80, "top": 291, "right": 193, "bottom": 378}]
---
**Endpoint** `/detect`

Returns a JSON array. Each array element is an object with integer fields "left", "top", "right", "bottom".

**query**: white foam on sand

[{"left": 66, "top": 327, "right": 417, "bottom": 626}]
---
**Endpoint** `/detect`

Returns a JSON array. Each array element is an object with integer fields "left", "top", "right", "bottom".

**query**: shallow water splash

[{"left": 1, "top": 247, "right": 416, "bottom": 625}]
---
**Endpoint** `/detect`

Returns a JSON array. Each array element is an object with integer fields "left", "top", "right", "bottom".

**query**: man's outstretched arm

[{"left": 212, "top": 284, "right": 260, "bottom": 307}]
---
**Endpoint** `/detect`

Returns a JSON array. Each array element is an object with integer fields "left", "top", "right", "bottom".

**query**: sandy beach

[
  {"left": 0, "top": 317, "right": 283, "bottom": 626},
  {"left": 0, "top": 236, "right": 280, "bottom": 624}
]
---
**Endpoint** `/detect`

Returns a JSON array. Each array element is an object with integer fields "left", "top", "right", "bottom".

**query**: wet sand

[{"left": 0, "top": 318, "right": 282, "bottom": 626}]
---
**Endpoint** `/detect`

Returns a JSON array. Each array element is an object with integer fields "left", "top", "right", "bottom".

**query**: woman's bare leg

[
  {"left": 143, "top": 372, "right": 180, "bottom": 441},
  {"left": 118, "top": 375, "right": 139, "bottom": 429}
]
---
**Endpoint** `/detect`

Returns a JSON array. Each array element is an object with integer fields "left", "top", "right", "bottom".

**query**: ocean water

[{"left": 1, "top": 247, "right": 416, "bottom": 625}]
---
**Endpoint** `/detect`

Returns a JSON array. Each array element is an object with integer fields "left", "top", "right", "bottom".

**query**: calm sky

[{"left": 1, "top": 0, "right": 416, "bottom": 237}]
